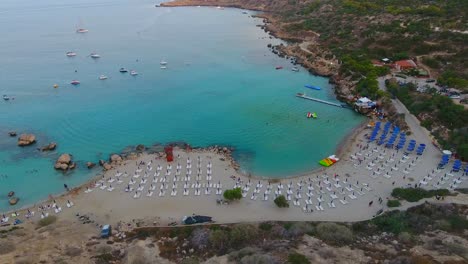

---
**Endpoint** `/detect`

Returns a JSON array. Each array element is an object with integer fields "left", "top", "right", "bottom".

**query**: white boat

[
  {"left": 3, "top": 95, "right": 10, "bottom": 101},
  {"left": 292, "top": 67, "right": 299, "bottom": 72},
  {"left": 66, "top": 52, "right": 77, "bottom": 57},
  {"left": 160, "top": 61, "right": 168, "bottom": 65},
  {"left": 76, "top": 28, "right": 88, "bottom": 33},
  {"left": 90, "top": 53, "right": 101, "bottom": 59},
  {"left": 99, "top": 75, "right": 108, "bottom": 80},
  {"left": 130, "top": 70, "right": 138, "bottom": 76},
  {"left": 160, "top": 66, "right": 167, "bottom": 70}
]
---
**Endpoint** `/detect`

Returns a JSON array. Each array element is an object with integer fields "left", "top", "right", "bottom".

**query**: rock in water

[
  {"left": 17, "top": 134, "right": 36, "bottom": 146},
  {"left": 54, "top": 153, "right": 75, "bottom": 171},
  {"left": 40, "top": 142, "right": 57, "bottom": 151},
  {"left": 136, "top": 144, "right": 146, "bottom": 152},
  {"left": 8, "top": 131, "right": 17, "bottom": 137},
  {"left": 9, "top": 197, "right": 19, "bottom": 205},
  {"left": 86, "top": 162, "right": 96, "bottom": 169}
]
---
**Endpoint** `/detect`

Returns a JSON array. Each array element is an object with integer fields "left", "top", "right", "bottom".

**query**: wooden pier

[{"left": 296, "top": 93, "right": 346, "bottom": 108}]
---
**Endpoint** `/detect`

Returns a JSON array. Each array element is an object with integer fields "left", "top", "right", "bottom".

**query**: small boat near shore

[
  {"left": 160, "top": 61, "right": 168, "bottom": 65},
  {"left": 70, "top": 80, "right": 80, "bottom": 85},
  {"left": 160, "top": 66, "right": 167, "bottom": 70},
  {"left": 3, "top": 95, "right": 10, "bottom": 101},
  {"left": 119, "top": 68, "right": 128, "bottom": 73},
  {"left": 76, "top": 28, "right": 88, "bottom": 33},
  {"left": 130, "top": 70, "right": 138, "bottom": 76},
  {"left": 275, "top": 66, "right": 283, "bottom": 70},
  {"left": 66, "top": 52, "right": 77, "bottom": 57},
  {"left": 90, "top": 53, "right": 101, "bottom": 59},
  {"left": 305, "top": 85, "right": 321, "bottom": 90},
  {"left": 99, "top": 75, "right": 108, "bottom": 80},
  {"left": 292, "top": 67, "right": 299, "bottom": 72}
]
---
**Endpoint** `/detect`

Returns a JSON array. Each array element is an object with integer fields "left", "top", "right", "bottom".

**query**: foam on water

[{"left": 0, "top": 0, "right": 363, "bottom": 210}]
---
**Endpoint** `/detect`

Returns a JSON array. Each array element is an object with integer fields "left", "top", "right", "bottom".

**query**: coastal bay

[{"left": 0, "top": 0, "right": 363, "bottom": 210}]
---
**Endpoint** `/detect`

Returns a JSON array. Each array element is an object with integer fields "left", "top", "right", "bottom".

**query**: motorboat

[
  {"left": 76, "top": 28, "right": 88, "bottom": 33},
  {"left": 160, "top": 66, "right": 167, "bottom": 70},
  {"left": 160, "top": 61, "right": 168, "bottom": 65},
  {"left": 130, "top": 70, "right": 138, "bottom": 76},
  {"left": 3, "top": 95, "right": 10, "bottom": 101},
  {"left": 275, "top": 66, "right": 283, "bottom": 70},
  {"left": 305, "top": 85, "right": 321, "bottom": 90},
  {"left": 90, "top": 53, "right": 101, "bottom": 59},
  {"left": 119, "top": 68, "right": 128, "bottom": 73},
  {"left": 99, "top": 75, "right": 108, "bottom": 80},
  {"left": 70, "top": 80, "right": 80, "bottom": 85},
  {"left": 292, "top": 67, "right": 299, "bottom": 72},
  {"left": 66, "top": 52, "right": 77, "bottom": 57},
  {"left": 53, "top": 84, "right": 59, "bottom": 88}
]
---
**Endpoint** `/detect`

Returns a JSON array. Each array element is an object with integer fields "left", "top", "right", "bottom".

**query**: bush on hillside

[
  {"left": 391, "top": 188, "right": 449, "bottom": 202},
  {"left": 288, "top": 252, "right": 310, "bottom": 264},
  {"left": 316, "top": 223, "right": 354, "bottom": 245}
]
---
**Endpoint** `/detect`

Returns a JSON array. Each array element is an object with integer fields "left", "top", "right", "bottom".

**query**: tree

[
  {"left": 223, "top": 187, "right": 242, "bottom": 201},
  {"left": 274, "top": 195, "right": 289, "bottom": 208}
]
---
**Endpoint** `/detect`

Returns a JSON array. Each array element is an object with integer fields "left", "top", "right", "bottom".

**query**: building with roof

[{"left": 394, "top": 59, "right": 417, "bottom": 71}]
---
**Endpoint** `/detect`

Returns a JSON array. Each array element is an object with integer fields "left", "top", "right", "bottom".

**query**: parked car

[{"left": 425, "top": 79, "right": 436, "bottom": 83}]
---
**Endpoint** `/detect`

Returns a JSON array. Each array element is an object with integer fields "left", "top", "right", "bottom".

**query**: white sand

[{"left": 2, "top": 122, "right": 466, "bottom": 229}]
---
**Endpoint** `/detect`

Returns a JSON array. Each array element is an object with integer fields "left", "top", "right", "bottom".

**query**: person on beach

[
  {"left": 369, "top": 201, "right": 373, "bottom": 207},
  {"left": 64, "top": 183, "right": 69, "bottom": 191}
]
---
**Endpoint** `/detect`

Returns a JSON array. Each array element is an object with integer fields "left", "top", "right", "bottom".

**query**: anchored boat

[
  {"left": 305, "top": 85, "right": 321, "bottom": 90},
  {"left": 70, "top": 80, "right": 80, "bottom": 85},
  {"left": 90, "top": 53, "right": 101, "bottom": 59},
  {"left": 66, "top": 52, "right": 77, "bottom": 57},
  {"left": 119, "top": 68, "right": 128, "bottom": 73},
  {"left": 76, "top": 28, "right": 88, "bottom": 33},
  {"left": 3, "top": 95, "right": 10, "bottom": 101},
  {"left": 99, "top": 75, "right": 108, "bottom": 80}
]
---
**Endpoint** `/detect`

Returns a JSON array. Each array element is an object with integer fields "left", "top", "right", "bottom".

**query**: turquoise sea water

[{"left": 0, "top": 0, "right": 363, "bottom": 210}]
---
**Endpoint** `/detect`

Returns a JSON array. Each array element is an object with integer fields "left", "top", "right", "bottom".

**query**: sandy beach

[{"left": 2, "top": 119, "right": 465, "bottom": 231}]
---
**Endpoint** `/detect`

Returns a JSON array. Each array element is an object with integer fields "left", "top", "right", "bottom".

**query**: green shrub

[
  {"left": 223, "top": 187, "right": 242, "bottom": 201},
  {"left": 288, "top": 252, "right": 310, "bottom": 264},
  {"left": 316, "top": 223, "right": 354, "bottom": 245},
  {"left": 391, "top": 188, "right": 449, "bottom": 202},
  {"left": 387, "top": 200, "right": 401, "bottom": 207},
  {"left": 259, "top": 222, "right": 273, "bottom": 231},
  {"left": 398, "top": 232, "right": 413, "bottom": 244},
  {"left": 37, "top": 215, "right": 57, "bottom": 227},
  {"left": 372, "top": 211, "right": 408, "bottom": 234},
  {"left": 209, "top": 229, "right": 230, "bottom": 253},
  {"left": 274, "top": 195, "right": 289, "bottom": 208},
  {"left": 229, "top": 224, "right": 258, "bottom": 248}
]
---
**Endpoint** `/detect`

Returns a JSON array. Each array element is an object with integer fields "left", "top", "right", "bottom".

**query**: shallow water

[{"left": 0, "top": 0, "right": 363, "bottom": 210}]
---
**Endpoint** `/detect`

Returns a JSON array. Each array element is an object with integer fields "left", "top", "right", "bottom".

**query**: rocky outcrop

[
  {"left": 102, "top": 163, "right": 112, "bottom": 171},
  {"left": 8, "top": 131, "right": 17, "bottom": 137},
  {"left": 40, "top": 142, "right": 57, "bottom": 152},
  {"left": 136, "top": 144, "right": 146, "bottom": 152},
  {"left": 9, "top": 197, "right": 19, "bottom": 206},
  {"left": 110, "top": 154, "right": 123, "bottom": 165},
  {"left": 54, "top": 154, "right": 76, "bottom": 171},
  {"left": 86, "top": 162, "right": 96, "bottom": 169},
  {"left": 17, "top": 134, "right": 36, "bottom": 146}
]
